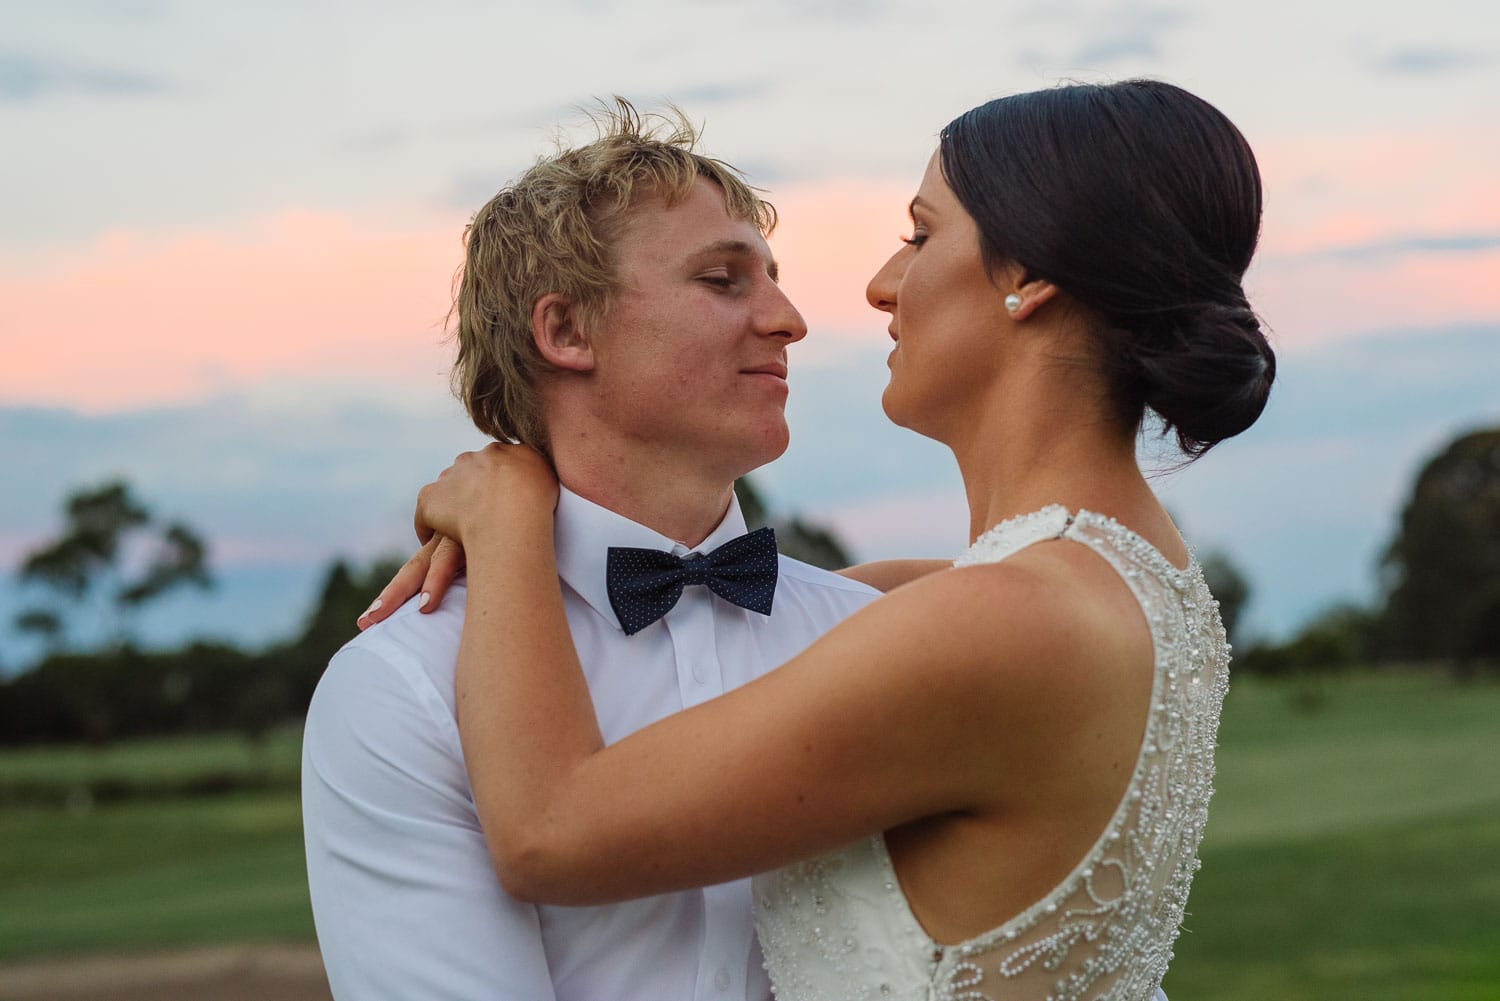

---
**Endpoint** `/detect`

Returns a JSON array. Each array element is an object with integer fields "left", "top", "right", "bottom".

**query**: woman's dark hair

[{"left": 940, "top": 79, "right": 1275, "bottom": 456}]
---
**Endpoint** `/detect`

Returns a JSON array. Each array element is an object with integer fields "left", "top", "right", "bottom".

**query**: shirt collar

[{"left": 554, "top": 484, "right": 752, "bottom": 627}]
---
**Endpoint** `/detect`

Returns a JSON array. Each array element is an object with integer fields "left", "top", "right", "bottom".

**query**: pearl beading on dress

[{"left": 754, "top": 506, "right": 1231, "bottom": 1001}]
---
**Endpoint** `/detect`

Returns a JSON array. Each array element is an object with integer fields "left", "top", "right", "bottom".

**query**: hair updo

[{"left": 939, "top": 79, "right": 1275, "bottom": 456}]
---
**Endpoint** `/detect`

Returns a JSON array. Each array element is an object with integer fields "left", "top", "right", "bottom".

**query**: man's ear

[{"left": 531, "top": 293, "right": 595, "bottom": 372}]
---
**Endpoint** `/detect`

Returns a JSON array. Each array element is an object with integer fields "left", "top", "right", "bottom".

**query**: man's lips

[{"left": 741, "top": 363, "right": 788, "bottom": 380}]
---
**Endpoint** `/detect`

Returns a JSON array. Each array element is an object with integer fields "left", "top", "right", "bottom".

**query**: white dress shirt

[{"left": 302, "top": 486, "right": 879, "bottom": 1001}]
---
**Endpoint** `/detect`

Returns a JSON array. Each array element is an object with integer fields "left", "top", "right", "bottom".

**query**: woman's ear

[
  {"left": 1005, "top": 272, "right": 1060, "bottom": 322},
  {"left": 531, "top": 293, "right": 595, "bottom": 372}
]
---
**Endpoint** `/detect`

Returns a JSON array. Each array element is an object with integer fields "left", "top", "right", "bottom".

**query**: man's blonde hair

[{"left": 451, "top": 98, "right": 777, "bottom": 452}]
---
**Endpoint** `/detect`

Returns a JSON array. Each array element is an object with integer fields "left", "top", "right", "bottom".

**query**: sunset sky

[{"left": 3, "top": 0, "right": 1498, "bottom": 668}]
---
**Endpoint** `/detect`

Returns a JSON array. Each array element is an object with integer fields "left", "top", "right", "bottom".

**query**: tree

[
  {"left": 271, "top": 556, "right": 405, "bottom": 718},
  {"left": 19, "top": 481, "right": 148, "bottom": 599},
  {"left": 119, "top": 523, "right": 213, "bottom": 606},
  {"left": 735, "top": 478, "right": 853, "bottom": 571},
  {"left": 14, "top": 480, "right": 214, "bottom": 650},
  {"left": 1236, "top": 602, "right": 1380, "bottom": 677},
  {"left": 733, "top": 478, "right": 769, "bottom": 530},
  {"left": 1199, "top": 551, "right": 1251, "bottom": 646},
  {"left": 1381, "top": 427, "right": 1500, "bottom": 672},
  {"left": 14, "top": 609, "right": 64, "bottom": 652}
]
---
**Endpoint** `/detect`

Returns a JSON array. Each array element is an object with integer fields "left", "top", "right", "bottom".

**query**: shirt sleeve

[{"left": 302, "top": 642, "right": 557, "bottom": 1001}]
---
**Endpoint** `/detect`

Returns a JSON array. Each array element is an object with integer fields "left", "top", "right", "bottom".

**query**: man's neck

[{"left": 552, "top": 450, "right": 738, "bottom": 548}]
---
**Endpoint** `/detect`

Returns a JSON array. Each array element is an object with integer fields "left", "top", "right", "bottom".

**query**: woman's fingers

[
  {"left": 417, "top": 535, "right": 467, "bottom": 614},
  {"left": 357, "top": 537, "right": 439, "bottom": 630},
  {"left": 414, "top": 481, "right": 439, "bottom": 546},
  {"left": 362, "top": 444, "right": 556, "bottom": 631}
]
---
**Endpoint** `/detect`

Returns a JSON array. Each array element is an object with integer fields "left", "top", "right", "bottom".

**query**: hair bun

[{"left": 1132, "top": 302, "right": 1275, "bottom": 456}]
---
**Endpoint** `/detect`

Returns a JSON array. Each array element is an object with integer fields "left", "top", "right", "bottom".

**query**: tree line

[
  {"left": 1235, "top": 426, "right": 1500, "bottom": 677},
  {"left": 3, "top": 426, "right": 1497, "bottom": 747},
  {"left": 0, "top": 479, "right": 855, "bottom": 748}
]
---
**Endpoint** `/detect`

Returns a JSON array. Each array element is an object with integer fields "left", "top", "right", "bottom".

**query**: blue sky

[{"left": 2, "top": 0, "right": 1498, "bottom": 669}]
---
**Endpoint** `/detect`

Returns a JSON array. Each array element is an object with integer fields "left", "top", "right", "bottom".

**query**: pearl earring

[{"left": 1004, "top": 293, "right": 1022, "bottom": 314}]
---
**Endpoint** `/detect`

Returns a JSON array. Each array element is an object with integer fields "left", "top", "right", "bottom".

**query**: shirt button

[{"left": 714, "top": 966, "right": 731, "bottom": 992}]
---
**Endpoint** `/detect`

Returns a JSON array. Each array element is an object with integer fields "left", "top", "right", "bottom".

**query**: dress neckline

[{"left": 957, "top": 504, "right": 1195, "bottom": 579}]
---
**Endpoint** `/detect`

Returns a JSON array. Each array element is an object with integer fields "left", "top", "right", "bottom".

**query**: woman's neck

[
  {"left": 933, "top": 350, "right": 1165, "bottom": 548},
  {"left": 956, "top": 422, "right": 1143, "bottom": 537}
]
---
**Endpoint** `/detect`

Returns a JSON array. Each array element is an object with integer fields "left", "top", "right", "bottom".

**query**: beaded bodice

[{"left": 753, "top": 506, "right": 1229, "bottom": 1001}]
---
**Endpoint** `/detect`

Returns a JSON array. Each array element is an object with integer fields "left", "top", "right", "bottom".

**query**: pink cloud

[
  {"left": 1, "top": 210, "right": 466, "bottom": 412},
  {"left": 822, "top": 489, "right": 970, "bottom": 561},
  {"left": 1255, "top": 129, "right": 1500, "bottom": 256},
  {"left": 1252, "top": 248, "right": 1500, "bottom": 346},
  {"left": 768, "top": 146, "right": 1500, "bottom": 353},
  {"left": 1220, "top": 128, "right": 1500, "bottom": 345},
  {"left": 5, "top": 146, "right": 1495, "bottom": 415},
  {"left": 768, "top": 179, "right": 915, "bottom": 344},
  {"left": 0, "top": 184, "right": 917, "bottom": 412}
]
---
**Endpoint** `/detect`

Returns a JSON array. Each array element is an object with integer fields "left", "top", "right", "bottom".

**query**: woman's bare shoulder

[{"left": 874, "top": 540, "right": 1153, "bottom": 706}]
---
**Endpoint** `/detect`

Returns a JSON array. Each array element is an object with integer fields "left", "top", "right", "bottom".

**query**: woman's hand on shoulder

[
  {"left": 415, "top": 443, "right": 558, "bottom": 546},
  {"left": 357, "top": 534, "right": 466, "bottom": 629},
  {"left": 356, "top": 443, "right": 558, "bottom": 629}
]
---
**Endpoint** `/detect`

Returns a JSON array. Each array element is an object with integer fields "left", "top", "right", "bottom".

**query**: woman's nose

[{"left": 866, "top": 251, "right": 901, "bottom": 313}]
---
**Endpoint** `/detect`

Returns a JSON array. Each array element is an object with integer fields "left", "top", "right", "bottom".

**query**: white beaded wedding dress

[{"left": 753, "top": 506, "right": 1230, "bottom": 1001}]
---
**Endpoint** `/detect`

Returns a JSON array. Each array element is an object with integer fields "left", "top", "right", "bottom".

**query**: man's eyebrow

[{"left": 690, "top": 239, "right": 779, "bottom": 282}]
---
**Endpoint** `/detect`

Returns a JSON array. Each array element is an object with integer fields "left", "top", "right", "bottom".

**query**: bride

[{"left": 380, "top": 80, "right": 1271, "bottom": 1000}]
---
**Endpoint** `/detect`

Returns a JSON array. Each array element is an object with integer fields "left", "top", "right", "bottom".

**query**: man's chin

[{"left": 727, "top": 423, "right": 791, "bottom": 478}]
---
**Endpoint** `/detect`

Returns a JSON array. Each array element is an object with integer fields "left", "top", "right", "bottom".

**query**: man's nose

[{"left": 762, "top": 283, "right": 808, "bottom": 343}]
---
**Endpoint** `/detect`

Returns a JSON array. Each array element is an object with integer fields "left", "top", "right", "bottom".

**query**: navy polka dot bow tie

[{"left": 606, "top": 527, "right": 779, "bottom": 635}]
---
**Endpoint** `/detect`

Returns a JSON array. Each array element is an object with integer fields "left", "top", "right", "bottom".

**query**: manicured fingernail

[
  {"left": 360, "top": 598, "right": 383, "bottom": 619},
  {"left": 418, "top": 592, "right": 431, "bottom": 609}
]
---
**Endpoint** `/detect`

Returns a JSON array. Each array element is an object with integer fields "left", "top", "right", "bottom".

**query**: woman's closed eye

[{"left": 900, "top": 231, "right": 928, "bottom": 247}]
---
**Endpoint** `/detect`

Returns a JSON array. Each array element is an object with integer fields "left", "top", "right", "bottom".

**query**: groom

[{"left": 301, "top": 102, "right": 880, "bottom": 1000}]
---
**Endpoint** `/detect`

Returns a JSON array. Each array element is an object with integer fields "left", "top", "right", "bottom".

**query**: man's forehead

[
  {"left": 624, "top": 211, "right": 776, "bottom": 271},
  {"left": 622, "top": 180, "right": 754, "bottom": 235},
  {"left": 612, "top": 178, "right": 776, "bottom": 271}
]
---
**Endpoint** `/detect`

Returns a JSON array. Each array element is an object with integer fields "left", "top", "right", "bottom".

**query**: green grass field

[
  {"left": 0, "top": 727, "right": 309, "bottom": 958},
  {"left": 1, "top": 671, "right": 1497, "bottom": 1000},
  {"left": 0, "top": 793, "right": 312, "bottom": 959},
  {"left": 1164, "top": 672, "right": 1500, "bottom": 1000},
  {"left": 0, "top": 727, "right": 301, "bottom": 807}
]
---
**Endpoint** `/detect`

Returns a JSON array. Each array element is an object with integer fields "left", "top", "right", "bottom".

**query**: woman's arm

[
  {"left": 357, "top": 504, "right": 954, "bottom": 631},
  {"left": 459, "top": 527, "right": 1047, "bottom": 904},
  {"left": 423, "top": 450, "right": 1130, "bottom": 907},
  {"left": 838, "top": 559, "right": 951, "bottom": 592}
]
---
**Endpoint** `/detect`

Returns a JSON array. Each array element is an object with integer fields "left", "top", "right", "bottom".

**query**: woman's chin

[
  {"left": 880, "top": 386, "right": 916, "bottom": 431},
  {"left": 881, "top": 387, "right": 949, "bottom": 444}
]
